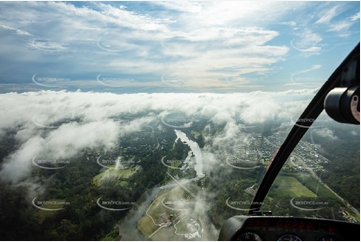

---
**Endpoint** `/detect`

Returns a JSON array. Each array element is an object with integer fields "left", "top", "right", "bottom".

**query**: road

[{"left": 166, "top": 172, "right": 197, "bottom": 198}]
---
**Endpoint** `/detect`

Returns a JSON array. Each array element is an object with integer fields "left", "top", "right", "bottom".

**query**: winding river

[{"left": 174, "top": 129, "right": 205, "bottom": 178}]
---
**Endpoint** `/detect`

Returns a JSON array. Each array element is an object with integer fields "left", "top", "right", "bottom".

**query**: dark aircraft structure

[{"left": 218, "top": 43, "right": 360, "bottom": 241}]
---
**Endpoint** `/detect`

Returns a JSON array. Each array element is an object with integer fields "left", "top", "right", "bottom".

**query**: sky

[{"left": 0, "top": 1, "right": 359, "bottom": 93}]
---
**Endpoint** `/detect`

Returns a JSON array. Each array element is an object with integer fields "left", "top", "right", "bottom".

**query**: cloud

[
  {"left": 0, "top": 90, "right": 316, "bottom": 184},
  {"left": 313, "top": 127, "right": 337, "bottom": 140},
  {"left": 0, "top": 120, "right": 121, "bottom": 183},
  {"left": 0, "top": 24, "right": 33, "bottom": 36},
  {"left": 154, "top": 2, "right": 304, "bottom": 27},
  {"left": 350, "top": 12, "right": 360, "bottom": 21},
  {"left": 281, "top": 21, "right": 297, "bottom": 27},
  {"left": 150, "top": 2, "right": 203, "bottom": 14},
  {"left": 96, "top": 3, "right": 170, "bottom": 32},
  {"left": 315, "top": 6, "right": 340, "bottom": 25},
  {"left": 0, "top": 2, "right": 357, "bottom": 93},
  {"left": 290, "top": 29, "right": 322, "bottom": 54},
  {"left": 314, "top": 4, "right": 359, "bottom": 34},
  {"left": 328, "top": 21, "right": 353, "bottom": 32},
  {"left": 0, "top": 1, "right": 300, "bottom": 91}
]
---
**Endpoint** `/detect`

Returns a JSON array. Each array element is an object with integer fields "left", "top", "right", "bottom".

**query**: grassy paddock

[
  {"left": 272, "top": 175, "right": 317, "bottom": 197},
  {"left": 93, "top": 165, "right": 139, "bottom": 186},
  {"left": 137, "top": 216, "right": 158, "bottom": 237}
]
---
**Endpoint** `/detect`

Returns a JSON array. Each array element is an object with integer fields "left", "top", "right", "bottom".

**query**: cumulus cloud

[
  {"left": 0, "top": 120, "right": 121, "bottom": 183},
  {"left": 0, "top": 90, "right": 316, "bottom": 184}
]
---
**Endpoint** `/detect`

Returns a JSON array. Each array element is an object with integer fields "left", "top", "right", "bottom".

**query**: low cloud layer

[{"left": 0, "top": 89, "right": 318, "bottom": 183}]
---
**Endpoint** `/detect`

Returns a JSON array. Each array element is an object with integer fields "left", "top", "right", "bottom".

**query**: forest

[
  {"left": 0, "top": 124, "right": 191, "bottom": 240},
  {"left": 0, "top": 118, "right": 359, "bottom": 240}
]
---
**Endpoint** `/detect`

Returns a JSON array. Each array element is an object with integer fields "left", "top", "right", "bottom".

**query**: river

[
  {"left": 174, "top": 129, "right": 205, "bottom": 178},
  {"left": 118, "top": 129, "right": 208, "bottom": 240}
]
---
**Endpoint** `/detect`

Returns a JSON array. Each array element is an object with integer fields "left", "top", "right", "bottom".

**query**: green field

[
  {"left": 293, "top": 172, "right": 339, "bottom": 199},
  {"left": 271, "top": 175, "right": 317, "bottom": 197},
  {"left": 93, "top": 166, "right": 139, "bottom": 186},
  {"left": 137, "top": 216, "right": 158, "bottom": 237}
]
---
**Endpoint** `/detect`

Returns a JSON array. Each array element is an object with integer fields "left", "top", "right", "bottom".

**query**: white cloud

[
  {"left": 151, "top": 2, "right": 203, "bottom": 14},
  {"left": 239, "top": 98, "right": 280, "bottom": 124},
  {"left": 0, "top": 24, "right": 33, "bottom": 36},
  {"left": 0, "top": 1, "right": 357, "bottom": 93},
  {"left": 281, "top": 21, "right": 297, "bottom": 27},
  {"left": 0, "top": 90, "right": 316, "bottom": 183},
  {"left": 315, "top": 5, "right": 359, "bottom": 34},
  {"left": 313, "top": 127, "right": 337, "bottom": 140},
  {"left": 316, "top": 6, "right": 340, "bottom": 24},
  {"left": 157, "top": 2, "right": 304, "bottom": 27},
  {"left": 290, "top": 29, "right": 322, "bottom": 54},
  {"left": 350, "top": 12, "right": 360, "bottom": 21},
  {"left": 0, "top": 2, "right": 296, "bottom": 89},
  {"left": 97, "top": 3, "right": 170, "bottom": 32},
  {"left": 328, "top": 21, "right": 353, "bottom": 32}
]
